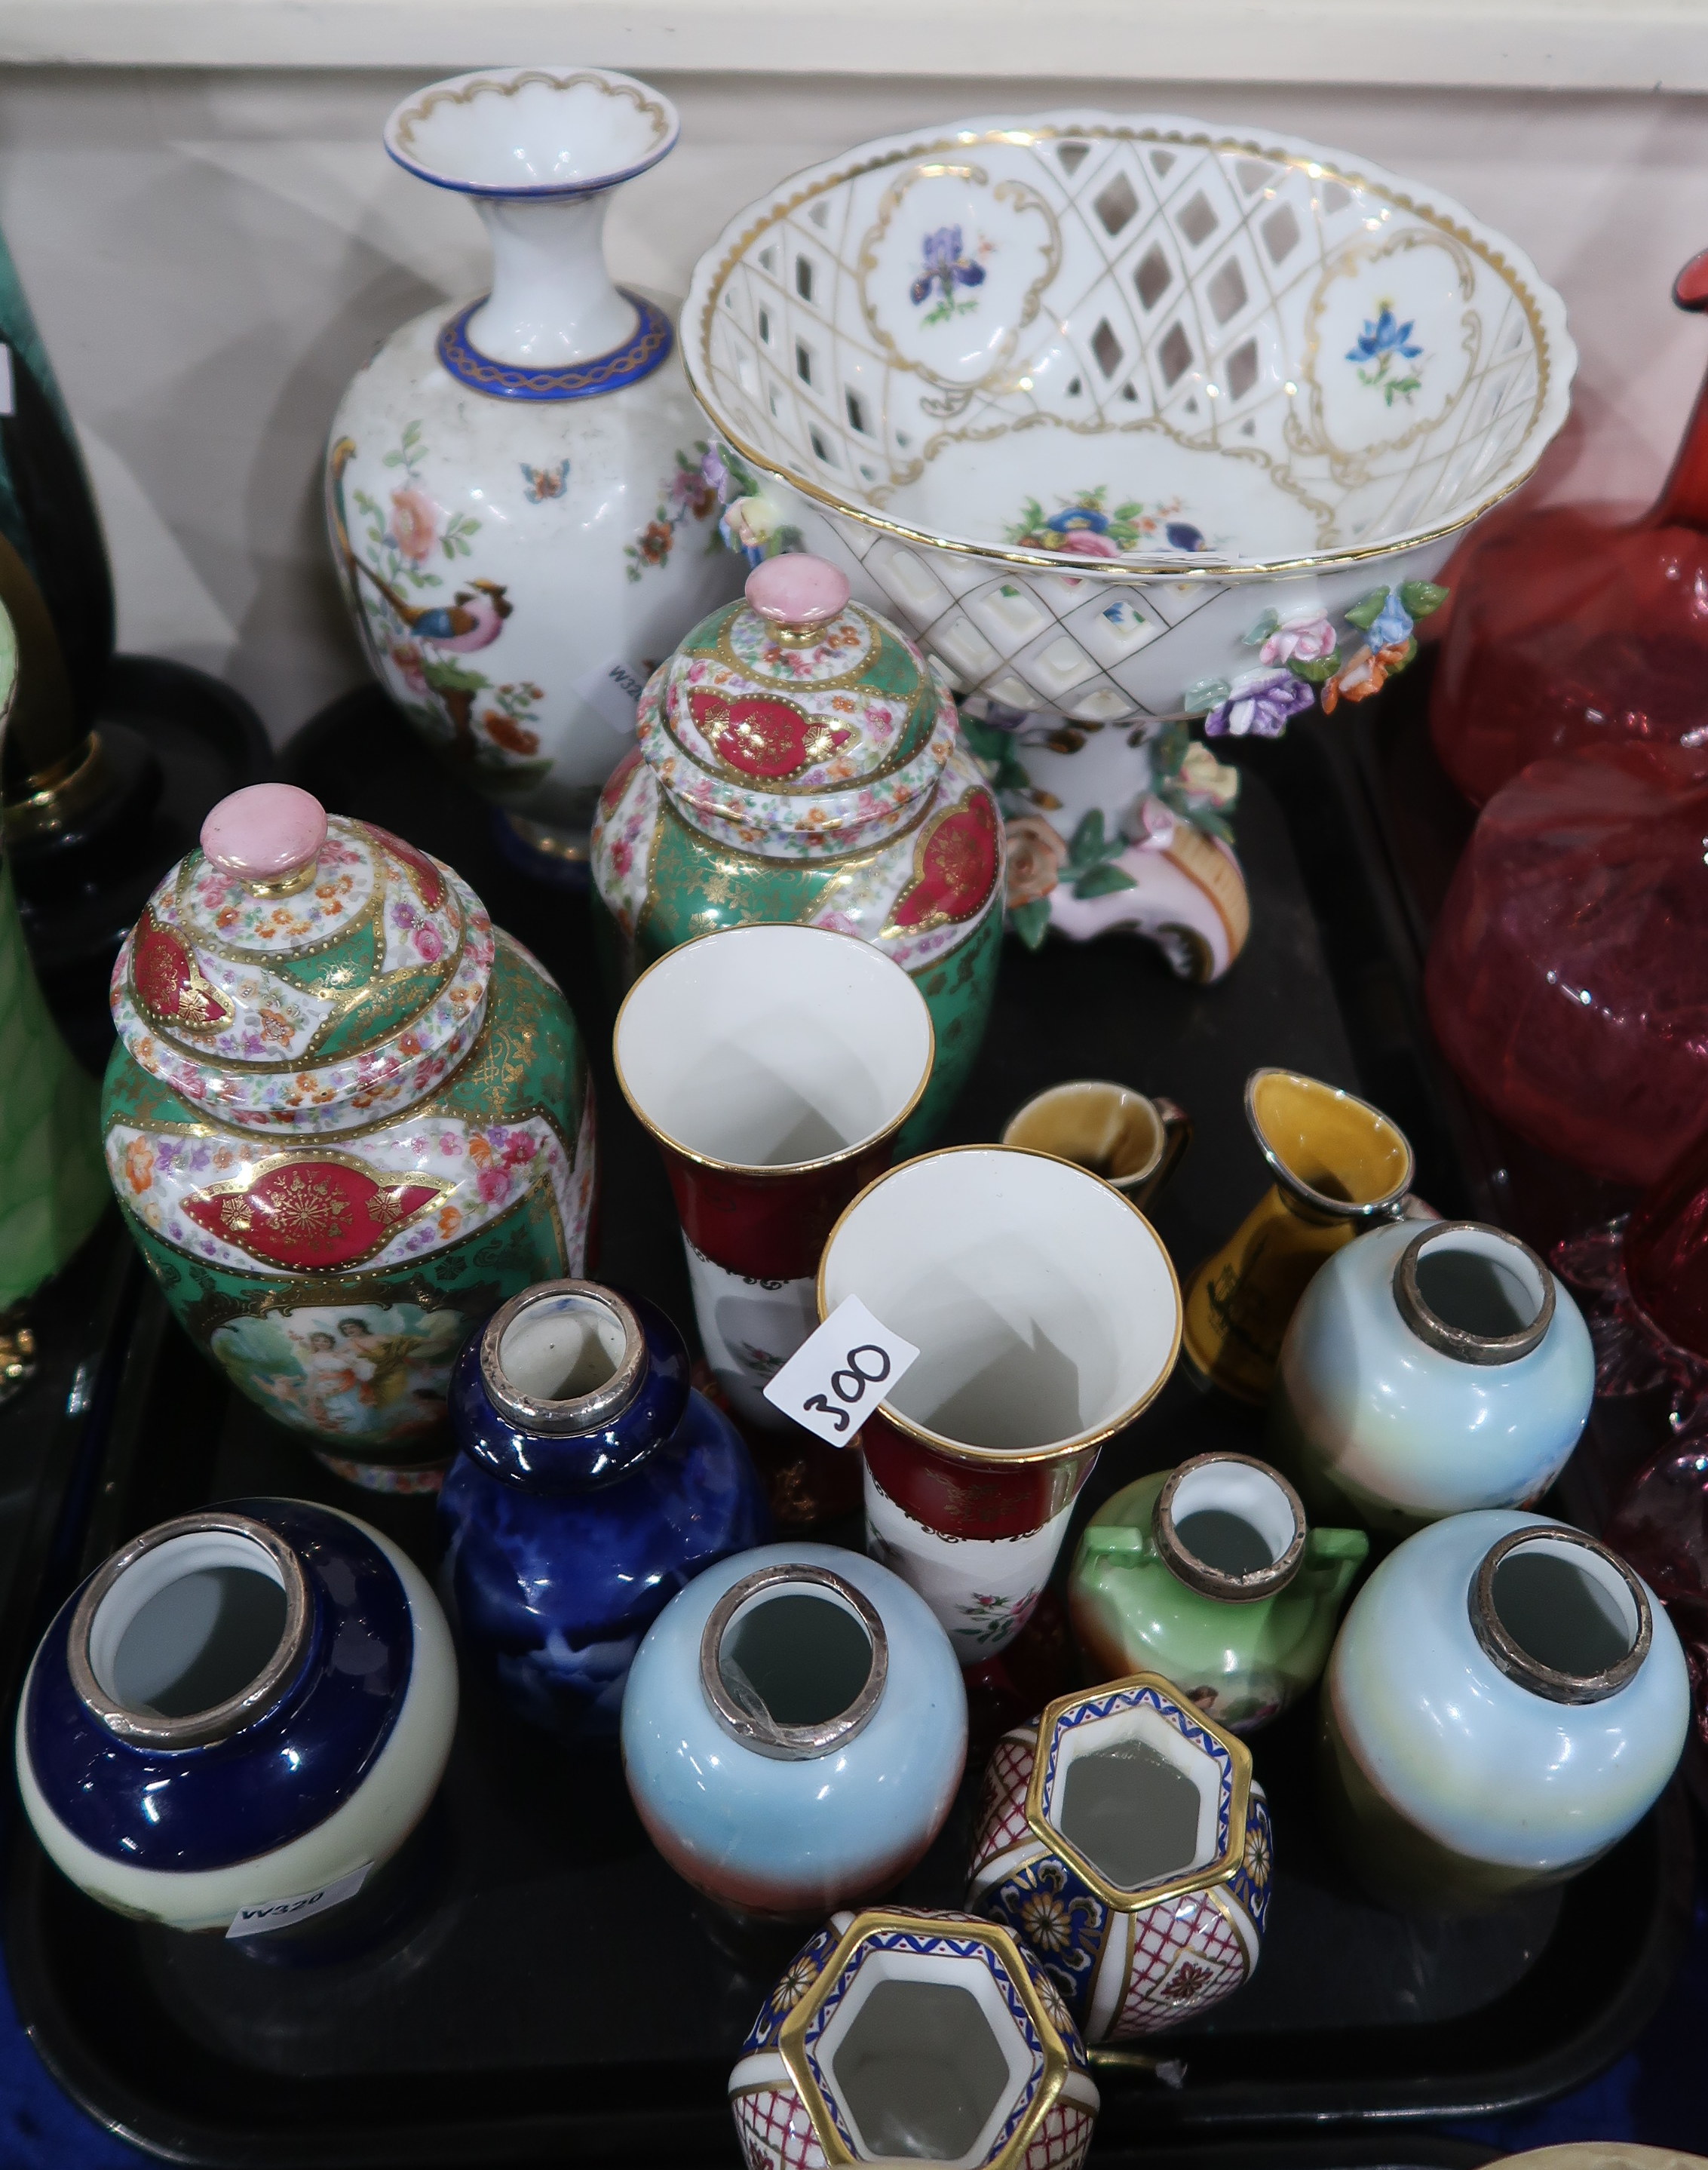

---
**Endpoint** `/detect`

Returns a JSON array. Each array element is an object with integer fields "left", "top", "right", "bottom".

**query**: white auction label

[
  {"left": 226, "top": 1862, "right": 372, "bottom": 1939},
  {"left": 573, "top": 655, "right": 649, "bottom": 738},
  {"left": 762, "top": 1294, "right": 919, "bottom": 1447}
]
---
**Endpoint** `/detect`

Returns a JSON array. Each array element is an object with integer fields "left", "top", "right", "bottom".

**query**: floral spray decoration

[
  {"left": 1193, "top": 580, "right": 1449, "bottom": 741},
  {"left": 964, "top": 704, "right": 1240, "bottom": 952},
  {"left": 624, "top": 441, "right": 726, "bottom": 583}
]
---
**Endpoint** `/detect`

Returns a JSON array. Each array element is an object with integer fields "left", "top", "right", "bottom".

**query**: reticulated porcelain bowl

[{"left": 684, "top": 112, "right": 1575, "bottom": 727}]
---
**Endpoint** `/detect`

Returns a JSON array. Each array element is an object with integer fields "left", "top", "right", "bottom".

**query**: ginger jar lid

[
  {"left": 637, "top": 555, "right": 960, "bottom": 858},
  {"left": 110, "top": 784, "right": 495, "bottom": 1134}
]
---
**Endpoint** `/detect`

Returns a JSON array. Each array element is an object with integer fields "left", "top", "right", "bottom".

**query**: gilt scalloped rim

[{"left": 684, "top": 112, "right": 1575, "bottom": 582}]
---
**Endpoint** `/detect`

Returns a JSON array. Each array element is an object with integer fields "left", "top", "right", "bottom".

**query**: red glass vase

[
  {"left": 1626, "top": 1129, "right": 1708, "bottom": 1360},
  {"left": 1606, "top": 1451, "right": 1708, "bottom": 1750},
  {"left": 1426, "top": 739, "right": 1708, "bottom": 1188},
  {"left": 1430, "top": 249, "right": 1708, "bottom": 806}
]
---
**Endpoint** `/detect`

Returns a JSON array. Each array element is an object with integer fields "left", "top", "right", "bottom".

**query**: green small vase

[
  {"left": 590, "top": 557, "right": 1004, "bottom": 1152},
  {"left": 1069, "top": 1452, "right": 1367, "bottom": 1732},
  {"left": 0, "top": 601, "right": 106, "bottom": 1316}
]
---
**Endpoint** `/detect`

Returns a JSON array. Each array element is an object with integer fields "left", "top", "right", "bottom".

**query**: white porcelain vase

[{"left": 326, "top": 66, "right": 744, "bottom": 865}]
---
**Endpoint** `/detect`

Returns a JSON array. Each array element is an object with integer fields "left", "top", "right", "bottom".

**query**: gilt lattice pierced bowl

[{"left": 684, "top": 112, "right": 1574, "bottom": 731}]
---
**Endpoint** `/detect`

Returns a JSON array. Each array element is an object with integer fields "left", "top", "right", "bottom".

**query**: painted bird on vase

[
  {"left": 327, "top": 437, "right": 511, "bottom": 648},
  {"left": 326, "top": 436, "right": 513, "bottom": 753},
  {"left": 360, "top": 572, "right": 512, "bottom": 651}
]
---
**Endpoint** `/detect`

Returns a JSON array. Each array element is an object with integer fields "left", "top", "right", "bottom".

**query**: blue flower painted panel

[
  {"left": 977, "top": 1854, "right": 1112, "bottom": 2030},
  {"left": 1228, "top": 1786, "right": 1275, "bottom": 1933},
  {"left": 1346, "top": 302, "right": 1424, "bottom": 407},
  {"left": 740, "top": 1921, "right": 843, "bottom": 2055},
  {"left": 910, "top": 226, "right": 989, "bottom": 324}
]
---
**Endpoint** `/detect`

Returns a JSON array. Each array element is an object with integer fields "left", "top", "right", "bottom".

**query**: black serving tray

[{"left": 3, "top": 683, "right": 1692, "bottom": 2168}]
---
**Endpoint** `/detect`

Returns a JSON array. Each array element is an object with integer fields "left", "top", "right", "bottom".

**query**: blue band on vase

[{"left": 436, "top": 290, "right": 673, "bottom": 402}]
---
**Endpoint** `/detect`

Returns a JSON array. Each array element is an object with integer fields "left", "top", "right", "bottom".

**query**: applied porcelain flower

[
  {"left": 1178, "top": 744, "right": 1240, "bottom": 806},
  {"left": 1204, "top": 671, "right": 1317, "bottom": 739},
  {"left": 1004, "top": 814, "right": 1069, "bottom": 904},
  {"left": 1366, "top": 590, "right": 1415, "bottom": 649},
  {"left": 720, "top": 496, "right": 787, "bottom": 554},
  {"left": 1259, "top": 614, "right": 1336, "bottom": 668}
]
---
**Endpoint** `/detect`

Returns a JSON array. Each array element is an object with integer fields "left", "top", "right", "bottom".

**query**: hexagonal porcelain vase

[
  {"left": 967, "top": 1674, "right": 1272, "bottom": 2042},
  {"left": 728, "top": 1906, "right": 1100, "bottom": 2170}
]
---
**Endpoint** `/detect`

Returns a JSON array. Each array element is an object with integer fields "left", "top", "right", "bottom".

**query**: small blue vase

[{"left": 440, "top": 1278, "right": 768, "bottom": 1736}]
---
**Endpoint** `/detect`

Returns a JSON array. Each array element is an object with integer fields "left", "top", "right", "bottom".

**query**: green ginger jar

[
  {"left": 1069, "top": 1451, "right": 1367, "bottom": 1733},
  {"left": 590, "top": 554, "right": 1003, "bottom": 1147},
  {"left": 100, "top": 783, "right": 594, "bottom": 1490}
]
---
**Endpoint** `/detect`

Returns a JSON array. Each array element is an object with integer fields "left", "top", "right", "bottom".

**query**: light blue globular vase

[
  {"left": 1271, "top": 1217, "right": 1594, "bottom": 1535},
  {"left": 1320, "top": 1509, "right": 1691, "bottom": 1914},
  {"left": 621, "top": 1542, "right": 967, "bottom": 1925}
]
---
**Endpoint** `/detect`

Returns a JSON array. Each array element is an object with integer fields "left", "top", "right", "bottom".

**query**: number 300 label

[{"left": 762, "top": 1295, "right": 921, "bottom": 1448}]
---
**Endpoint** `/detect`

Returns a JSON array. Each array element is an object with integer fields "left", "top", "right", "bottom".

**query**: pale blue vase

[
  {"left": 1271, "top": 1217, "right": 1594, "bottom": 1534},
  {"left": 1320, "top": 1509, "right": 1689, "bottom": 1912},
  {"left": 621, "top": 1542, "right": 966, "bottom": 1924}
]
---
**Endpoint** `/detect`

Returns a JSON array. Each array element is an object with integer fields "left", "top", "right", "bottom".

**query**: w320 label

[
  {"left": 762, "top": 1295, "right": 919, "bottom": 1448},
  {"left": 574, "top": 656, "right": 649, "bottom": 738},
  {"left": 226, "top": 1861, "right": 372, "bottom": 1938}
]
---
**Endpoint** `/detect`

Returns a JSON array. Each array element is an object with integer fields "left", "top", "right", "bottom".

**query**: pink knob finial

[
  {"left": 1676, "top": 248, "right": 1708, "bottom": 312},
  {"left": 201, "top": 784, "right": 328, "bottom": 888},
  {"left": 745, "top": 554, "right": 851, "bottom": 637}
]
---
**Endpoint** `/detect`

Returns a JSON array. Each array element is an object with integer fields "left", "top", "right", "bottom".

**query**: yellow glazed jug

[{"left": 1182, "top": 1069, "right": 1412, "bottom": 1403}]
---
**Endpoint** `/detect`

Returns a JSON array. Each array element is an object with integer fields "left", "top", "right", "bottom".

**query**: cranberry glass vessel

[
  {"left": 1430, "top": 250, "right": 1708, "bottom": 806},
  {"left": 1426, "top": 740, "right": 1708, "bottom": 1188},
  {"left": 1606, "top": 1448, "right": 1708, "bottom": 1750},
  {"left": 1624, "top": 1125, "right": 1708, "bottom": 1358}
]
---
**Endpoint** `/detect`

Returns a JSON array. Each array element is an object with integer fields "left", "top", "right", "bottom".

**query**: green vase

[
  {"left": 1069, "top": 1453, "right": 1367, "bottom": 1732},
  {"left": 0, "top": 213, "right": 118, "bottom": 844},
  {"left": 590, "top": 560, "right": 1004, "bottom": 1152},
  {"left": 99, "top": 784, "right": 594, "bottom": 1490},
  {"left": 0, "top": 601, "right": 105, "bottom": 1316}
]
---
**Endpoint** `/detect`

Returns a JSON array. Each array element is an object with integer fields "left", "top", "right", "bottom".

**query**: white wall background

[{"left": 0, "top": 64, "right": 1701, "bottom": 742}]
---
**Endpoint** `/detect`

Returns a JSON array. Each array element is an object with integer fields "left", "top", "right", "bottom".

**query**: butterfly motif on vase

[{"left": 520, "top": 459, "right": 571, "bottom": 503}]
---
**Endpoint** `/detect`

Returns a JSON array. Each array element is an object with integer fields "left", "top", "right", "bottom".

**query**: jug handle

[
  {"left": 1129, "top": 1097, "right": 1193, "bottom": 1213},
  {"left": 1078, "top": 1522, "right": 1155, "bottom": 1561},
  {"left": 1304, "top": 1524, "right": 1370, "bottom": 1592}
]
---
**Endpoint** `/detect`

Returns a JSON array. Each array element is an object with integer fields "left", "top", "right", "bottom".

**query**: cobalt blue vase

[
  {"left": 440, "top": 1278, "right": 769, "bottom": 1736},
  {"left": 15, "top": 1497, "right": 458, "bottom": 1934}
]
